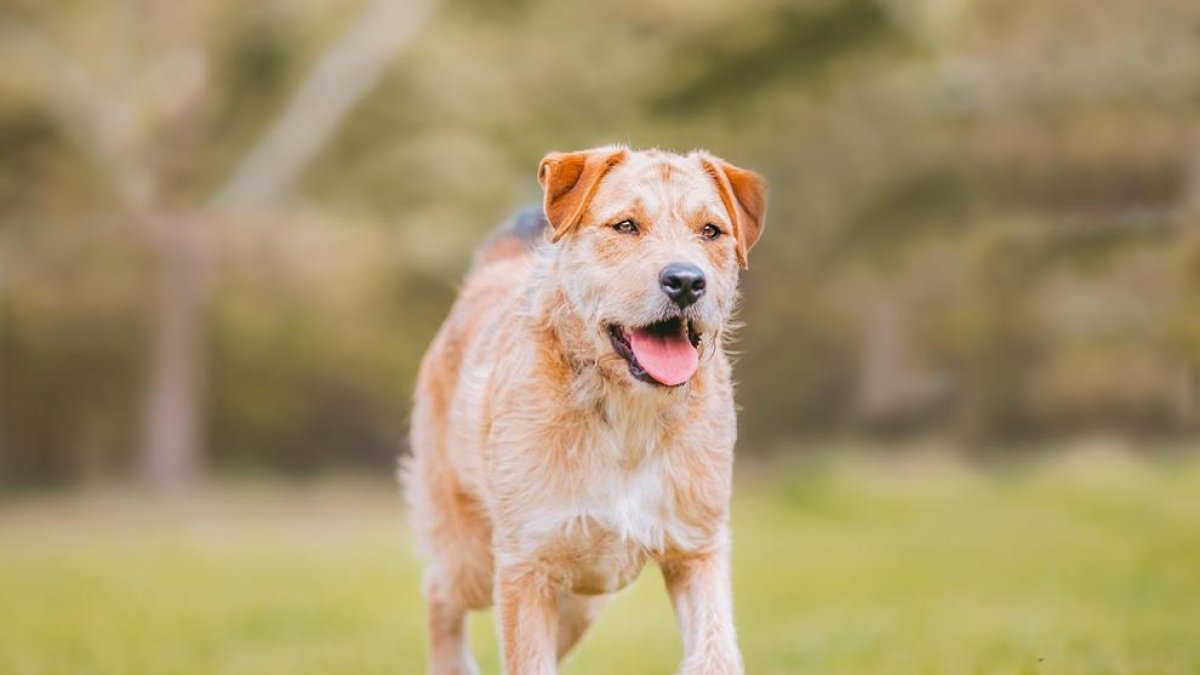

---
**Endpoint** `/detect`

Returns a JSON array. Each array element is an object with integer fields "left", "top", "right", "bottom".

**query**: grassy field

[{"left": 2, "top": 448, "right": 1199, "bottom": 674}]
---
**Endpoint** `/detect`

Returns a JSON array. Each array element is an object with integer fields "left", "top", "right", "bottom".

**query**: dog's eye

[
  {"left": 612, "top": 219, "right": 639, "bottom": 235},
  {"left": 701, "top": 224, "right": 722, "bottom": 240}
]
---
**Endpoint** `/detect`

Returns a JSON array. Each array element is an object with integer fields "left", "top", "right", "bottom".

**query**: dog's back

[
  {"left": 402, "top": 207, "right": 544, "bottom": 596},
  {"left": 470, "top": 205, "right": 549, "bottom": 270},
  {"left": 412, "top": 205, "right": 547, "bottom": 416}
]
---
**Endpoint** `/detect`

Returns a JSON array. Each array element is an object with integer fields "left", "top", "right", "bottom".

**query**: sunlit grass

[{"left": 2, "top": 450, "right": 1199, "bottom": 674}]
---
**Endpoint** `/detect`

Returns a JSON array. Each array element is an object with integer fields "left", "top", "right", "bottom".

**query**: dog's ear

[
  {"left": 538, "top": 146, "right": 628, "bottom": 243},
  {"left": 698, "top": 153, "right": 767, "bottom": 269}
]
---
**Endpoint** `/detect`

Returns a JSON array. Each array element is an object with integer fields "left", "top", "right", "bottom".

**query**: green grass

[{"left": 2, "top": 450, "right": 1199, "bottom": 674}]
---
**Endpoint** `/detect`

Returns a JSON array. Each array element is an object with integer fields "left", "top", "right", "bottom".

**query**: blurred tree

[
  {"left": 1170, "top": 131, "right": 1200, "bottom": 428},
  {"left": 6, "top": 4, "right": 213, "bottom": 489},
  {"left": 2, "top": 0, "right": 433, "bottom": 492}
]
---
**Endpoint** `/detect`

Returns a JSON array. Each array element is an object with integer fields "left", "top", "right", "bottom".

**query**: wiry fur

[{"left": 403, "top": 146, "right": 766, "bottom": 675}]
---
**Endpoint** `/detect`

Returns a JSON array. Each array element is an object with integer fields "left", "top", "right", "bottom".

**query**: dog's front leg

[
  {"left": 662, "top": 543, "right": 743, "bottom": 675},
  {"left": 496, "top": 562, "right": 559, "bottom": 675}
]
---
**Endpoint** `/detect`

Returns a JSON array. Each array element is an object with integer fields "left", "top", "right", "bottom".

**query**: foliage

[{"left": 3, "top": 0, "right": 1200, "bottom": 484}]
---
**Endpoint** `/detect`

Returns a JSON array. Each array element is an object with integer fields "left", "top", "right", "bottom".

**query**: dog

[{"left": 403, "top": 145, "right": 766, "bottom": 674}]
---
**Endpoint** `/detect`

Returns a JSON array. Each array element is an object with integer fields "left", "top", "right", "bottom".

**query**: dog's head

[{"left": 538, "top": 145, "right": 766, "bottom": 389}]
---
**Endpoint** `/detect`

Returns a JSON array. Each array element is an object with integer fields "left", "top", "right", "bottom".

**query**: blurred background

[{"left": 2, "top": 0, "right": 1200, "bottom": 673}]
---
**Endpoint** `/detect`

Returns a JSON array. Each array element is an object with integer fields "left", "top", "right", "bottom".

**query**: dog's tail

[{"left": 470, "top": 204, "right": 550, "bottom": 271}]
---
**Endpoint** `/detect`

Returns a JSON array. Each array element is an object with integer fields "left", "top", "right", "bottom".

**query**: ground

[{"left": 2, "top": 447, "right": 1199, "bottom": 674}]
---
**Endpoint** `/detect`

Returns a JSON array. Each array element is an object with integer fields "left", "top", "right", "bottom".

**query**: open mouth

[{"left": 607, "top": 317, "right": 702, "bottom": 387}]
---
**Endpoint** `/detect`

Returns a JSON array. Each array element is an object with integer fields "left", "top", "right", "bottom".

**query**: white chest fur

[
  {"left": 517, "top": 394, "right": 708, "bottom": 557},
  {"left": 515, "top": 451, "right": 704, "bottom": 594}
]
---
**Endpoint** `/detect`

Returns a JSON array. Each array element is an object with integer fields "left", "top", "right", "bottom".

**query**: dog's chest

[
  {"left": 537, "top": 455, "right": 675, "bottom": 594},
  {"left": 524, "top": 406, "right": 709, "bottom": 586}
]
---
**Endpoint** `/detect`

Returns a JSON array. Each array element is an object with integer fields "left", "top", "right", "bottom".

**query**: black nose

[{"left": 659, "top": 263, "right": 706, "bottom": 308}]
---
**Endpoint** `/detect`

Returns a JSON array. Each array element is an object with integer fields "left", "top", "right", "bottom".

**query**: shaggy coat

[{"left": 404, "top": 146, "right": 766, "bottom": 675}]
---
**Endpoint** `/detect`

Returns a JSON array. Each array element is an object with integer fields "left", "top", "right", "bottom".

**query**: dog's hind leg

[
  {"left": 424, "top": 571, "right": 480, "bottom": 675},
  {"left": 417, "top": 492, "right": 493, "bottom": 675},
  {"left": 408, "top": 454, "right": 492, "bottom": 674},
  {"left": 556, "top": 593, "right": 610, "bottom": 663}
]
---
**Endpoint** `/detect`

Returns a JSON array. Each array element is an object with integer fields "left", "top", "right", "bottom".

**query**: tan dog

[{"left": 404, "top": 145, "right": 766, "bottom": 675}]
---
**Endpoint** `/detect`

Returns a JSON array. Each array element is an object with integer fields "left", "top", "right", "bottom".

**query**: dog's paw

[
  {"left": 679, "top": 651, "right": 744, "bottom": 675},
  {"left": 429, "top": 655, "right": 480, "bottom": 675}
]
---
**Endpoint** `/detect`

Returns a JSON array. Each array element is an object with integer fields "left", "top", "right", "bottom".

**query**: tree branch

[
  {"left": 212, "top": 0, "right": 435, "bottom": 208},
  {"left": 1, "top": 20, "right": 154, "bottom": 209}
]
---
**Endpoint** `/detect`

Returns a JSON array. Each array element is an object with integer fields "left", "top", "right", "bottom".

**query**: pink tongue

[{"left": 629, "top": 328, "right": 698, "bottom": 386}]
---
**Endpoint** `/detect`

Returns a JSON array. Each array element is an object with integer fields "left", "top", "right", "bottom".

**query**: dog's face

[{"left": 538, "top": 146, "right": 766, "bottom": 389}]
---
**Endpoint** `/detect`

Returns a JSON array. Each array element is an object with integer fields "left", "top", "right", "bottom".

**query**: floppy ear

[
  {"left": 698, "top": 153, "right": 767, "bottom": 269},
  {"left": 538, "top": 146, "right": 628, "bottom": 243}
]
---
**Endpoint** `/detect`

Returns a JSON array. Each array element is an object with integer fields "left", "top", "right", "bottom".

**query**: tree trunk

[
  {"left": 1172, "top": 366, "right": 1196, "bottom": 429},
  {"left": 141, "top": 213, "right": 207, "bottom": 493},
  {"left": 137, "top": 0, "right": 435, "bottom": 492},
  {"left": 858, "top": 290, "right": 903, "bottom": 420},
  {"left": 1172, "top": 129, "right": 1200, "bottom": 429}
]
